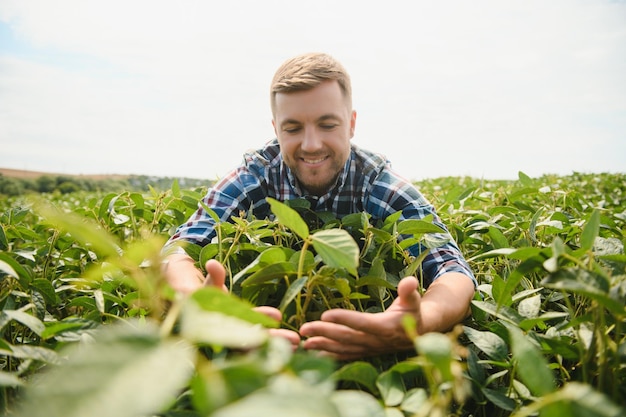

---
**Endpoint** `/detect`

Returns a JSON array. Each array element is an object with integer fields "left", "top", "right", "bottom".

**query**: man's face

[{"left": 272, "top": 80, "right": 356, "bottom": 196}]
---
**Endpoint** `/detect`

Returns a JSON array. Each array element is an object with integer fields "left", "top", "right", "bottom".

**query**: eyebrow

[
  {"left": 317, "top": 114, "right": 341, "bottom": 122},
  {"left": 279, "top": 114, "right": 341, "bottom": 127}
]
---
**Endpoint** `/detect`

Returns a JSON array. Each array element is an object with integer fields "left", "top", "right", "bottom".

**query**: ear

[
  {"left": 349, "top": 110, "right": 357, "bottom": 138},
  {"left": 272, "top": 119, "right": 278, "bottom": 136}
]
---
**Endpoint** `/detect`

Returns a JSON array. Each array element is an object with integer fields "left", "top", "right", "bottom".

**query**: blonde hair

[{"left": 270, "top": 52, "right": 352, "bottom": 115}]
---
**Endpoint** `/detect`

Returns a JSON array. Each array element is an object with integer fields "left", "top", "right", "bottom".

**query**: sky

[{"left": 0, "top": 0, "right": 624, "bottom": 181}]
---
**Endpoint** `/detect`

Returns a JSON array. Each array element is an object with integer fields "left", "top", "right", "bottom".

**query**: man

[{"left": 163, "top": 52, "right": 476, "bottom": 360}]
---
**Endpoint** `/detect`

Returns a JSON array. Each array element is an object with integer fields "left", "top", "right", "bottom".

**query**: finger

[
  {"left": 303, "top": 336, "right": 369, "bottom": 360},
  {"left": 204, "top": 259, "right": 227, "bottom": 291},
  {"left": 314, "top": 309, "right": 377, "bottom": 335},
  {"left": 268, "top": 328, "right": 302, "bottom": 350},
  {"left": 253, "top": 306, "right": 282, "bottom": 322},
  {"left": 310, "top": 349, "right": 365, "bottom": 362},
  {"left": 394, "top": 276, "right": 421, "bottom": 311},
  {"left": 300, "top": 319, "right": 368, "bottom": 344}
]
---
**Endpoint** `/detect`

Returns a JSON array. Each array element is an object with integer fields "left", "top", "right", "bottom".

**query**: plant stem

[
  {"left": 160, "top": 297, "right": 183, "bottom": 338},
  {"left": 295, "top": 239, "right": 311, "bottom": 325}
]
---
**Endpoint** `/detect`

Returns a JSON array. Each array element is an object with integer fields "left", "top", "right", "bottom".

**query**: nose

[{"left": 301, "top": 127, "right": 323, "bottom": 153}]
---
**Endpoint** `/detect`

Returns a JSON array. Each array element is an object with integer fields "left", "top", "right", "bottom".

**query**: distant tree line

[{"left": 0, "top": 174, "right": 211, "bottom": 196}]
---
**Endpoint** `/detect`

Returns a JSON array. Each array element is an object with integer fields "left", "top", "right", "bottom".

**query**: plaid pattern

[{"left": 166, "top": 139, "right": 475, "bottom": 287}]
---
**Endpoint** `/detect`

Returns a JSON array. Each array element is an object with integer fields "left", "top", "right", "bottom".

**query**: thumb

[
  {"left": 395, "top": 276, "right": 421, "bottom": 311},
  {"left": 204, "top": 259, "right": 227, "bottom": 291}
]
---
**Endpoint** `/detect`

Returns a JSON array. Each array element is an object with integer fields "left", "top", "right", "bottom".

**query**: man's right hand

[
  {"left": 162, "top": 254, "right": 230, "bottom": 294},
  {"left": 203, "top": 259, "right": 229, "bottom": 292},
  {"left": 161, "top": 253, "right": 207, "bottom": 295},
  {"left": 162, "top": 254, "right": 301, "bottom": 350}
]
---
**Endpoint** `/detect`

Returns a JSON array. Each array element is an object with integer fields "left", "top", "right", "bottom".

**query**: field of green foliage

[{"left": 0, "top": 172, "right": 624, "bottom": 417}]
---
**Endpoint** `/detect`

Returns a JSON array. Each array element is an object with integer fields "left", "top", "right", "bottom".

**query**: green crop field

[{"left": 0, "top": 171, "right": 624, "bottom": 417}]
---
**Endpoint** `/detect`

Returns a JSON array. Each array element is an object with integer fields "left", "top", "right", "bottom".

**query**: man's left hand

[
  {"left": 299, "top": 276, "right": 422, "bottom": 361},
  {"left": 299, "top": 272, "right": 475, "bottom": 361}
]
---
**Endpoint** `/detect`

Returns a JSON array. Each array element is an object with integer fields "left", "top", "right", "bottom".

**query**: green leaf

[
  {"left": 129, "top": 192, "right": 144, "bottom": 209},
  {"left": 0, "top": 253, "right": 32, "bottom": 287},
  {"left": 94, "top": 289, "right": 105, "bottom": 314},
  {"left": 67, "top": 296, "right": 97, "bottom": 311},
  {"left": 421, "top": 232, "right": 451, "bottom": 248},
  {"left": 190, "top": 286, "right": 278, "bottom": 328},
  {"left": 97, "top": 192, "right": 117, "bottom": 221},
  {"left": 506, "top": 324, "right": 555, "bottom": 396},
  {"left": 241, "top": 262, "right": 298, "bottom": 286},
  {"left": 508, "top": 247, "right": 545, "bottom": 261},
  {"left": 549, "top": 382, "right": 625, "bottom": 416},
  {"left": 468, "top": 248, "right": 517, "bottom": 262},
  {"left": 382, "top": 210, "right": 403, "bottom": 228},
  {"left": 267, "top": 197, "right": 309, "bottom": 239},
  {"left": 181, "top": 301, "right": 270, "bottom": 348},
  {"left": 171, "top": 178, "right": 181, "bottom": 198},
  {"left": 341, "top": 212, "right": 369, "bottom": 229},
  {"left": 199, "top": 243, "right": 220, "bottom": 265},
  {"left": 518, "top": 171, "right": 533, "bottom": 186},
  {"left": 541, "top": 269, "right": 625, "bottom": 317},
  {"left": 0, "top": 371, "right": 23, "bottom": 387},
  {"left": 488, "top": 226, "right": 509, "bottom": 249},
  {"left": 593, "top": 237, "right": 624, "bottom": 257},
  {"left": 1, "top": 310, "right": 45, "bottom": 337},
  {"left": 34, "top": 199, "right": 121, "bottom": 259},
  {"left": 466, "top": 348, "right": 485, "bottom": 384},
  {"left": 500, "top": 268, "right": 527, "bottom": 307},
  {"left": 0, "top": 224, "right": 7, "bottom": 250},
  {"left": 414, "top": 333, "right": 454, "bottom": 381},
  {"left": 12, "top": 321, "right": 194, "bottom": 417},
  {"left": 518, "top": 312, "right": 569, "bottom": 332},
  {"left": 463, "top": 326, "right": 509, "bottom": 362},
  {"left": 212, "top": 383, "right": 341, "bottom": 417},
  {"left": 471, "top": 300, "right": 525, "bottom": 326},
  {"left": 443, "top": 185, "right": 476, "bottom": 204},
  {"left": 376, "top": 370, "right": 405, "bottom": 407},
  {"left": 492, "top": 274, "right": 512, "bottom": 306},
  {"left": 580, "top": 209, "right": 600, "bottom": 251},
  {"left": 41, "top": 319, "right": 96, "bottom": 340},
  {"left": 279, "top": 276, "right": 308, "bottom": 313},
  {"left": 400, "top": 388, "right": 428, "bottom": 414},
  {"left": 0, "top": 344, "right": 58, "bottom": 364},
  {"left": 517, "top": 294, "right": 541, "bottom": 319},
  {"left": 0, "top": 258, "right": 19, "bottom": 281},
  {"left": 354, "top": 276, "right": 396, "bottom": 290},
  {"left": 258, "top": 246, "right": 290, "bottom": 264},
  {"left": 198, "top": 201, "right": 221, "bottom": 223},
  {"left": 383, "top": 408, "right": 405, "bottom": 417},
  {"left": 30, "top": 278, "right": 58, "bottom": 305},
  {"left": 528, "top": 207, "right": 544, "bottom": 243},
  {"left": 232, "top": 247, "right": 294, "bottom": 285},
  {"left": 332, "top": 361, "right": 380, "bottom": 395},
  {"left": 396, "top": 218, "right": 445, "bottom": 235},
  {"left": 330, "top": 390, "right": 385, "bottom": 417},
  {"left": 481, "top": 387, "right": 517, "bottom": 411},
  {"left": 311, "top": 229, "right": 359, "bottom": 276},
  {"left": 388, "top": 360, "right": 422, "bottom": 375}
]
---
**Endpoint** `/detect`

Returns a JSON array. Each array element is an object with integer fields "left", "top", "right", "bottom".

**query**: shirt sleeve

[
  {"left": 164, "top": 165, "right": 266, "bottom": 249},
  {"left": 365, "top": 169, "right": 477, "bottom": 288}
]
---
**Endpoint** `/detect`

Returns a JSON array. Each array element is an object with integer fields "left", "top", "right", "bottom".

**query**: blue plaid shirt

[{"left": 167, "top": 139, "right": 475, "bottom": 287}]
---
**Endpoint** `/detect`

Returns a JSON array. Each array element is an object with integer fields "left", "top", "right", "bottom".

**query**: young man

[{"left": 163, "top": 52, "right": 476, "bottom": 360}]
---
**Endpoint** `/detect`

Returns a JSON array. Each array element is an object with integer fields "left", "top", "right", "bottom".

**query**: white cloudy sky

[{"left": 0, "top": 0, "right": 624, "bottom": 181}]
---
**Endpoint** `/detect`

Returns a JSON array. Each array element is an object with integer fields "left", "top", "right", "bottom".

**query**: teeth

[{"left": 303, "top": 157, "right": 325, "bottom": 164}]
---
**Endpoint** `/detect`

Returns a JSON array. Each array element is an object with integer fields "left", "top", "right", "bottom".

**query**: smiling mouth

[{"left": 301, "top": 156, "right": 328, "bottom": 164}]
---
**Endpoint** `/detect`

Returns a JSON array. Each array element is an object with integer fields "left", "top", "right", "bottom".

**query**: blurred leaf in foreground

[{"left": 13, "top": 320, "right": 194, "bottom": 417}]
